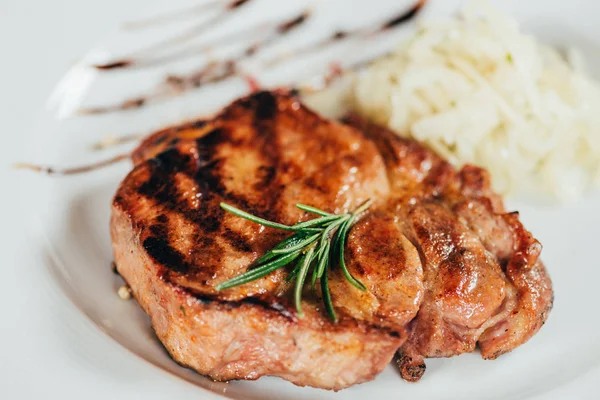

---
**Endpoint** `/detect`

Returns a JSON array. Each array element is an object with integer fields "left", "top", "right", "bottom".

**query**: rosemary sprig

[{"left": 215, "top": 199, "right": 373, "bottom": 322}]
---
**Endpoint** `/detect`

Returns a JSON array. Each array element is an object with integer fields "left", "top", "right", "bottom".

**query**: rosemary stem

[{"left": 217, "top": 199, "right": 372, "bottom": 322}]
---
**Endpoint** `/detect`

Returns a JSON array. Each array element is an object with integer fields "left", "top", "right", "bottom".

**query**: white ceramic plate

[{"left": 21, "top": 0, "right": 600, "bottom": 399}]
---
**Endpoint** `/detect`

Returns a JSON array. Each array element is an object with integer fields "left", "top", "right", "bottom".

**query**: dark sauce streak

[
  {"left": 83, "top": 11, "right": 310, "bottom": 114},
  {"left": 166, "top": 60, "right": 237, "bottom": 90},
  {"left": 14, "top": 153, "right": 129, "bottom": 175},
  {"left": 122, "top": 0, "right": 221, "bottom": 31},
  {"left": 95, "top": 60, "right": 134, "bottom": 70},
  {"left": 381, "top": 0, "right": 426, "bottom": 30},
  {"left": 292, "top": 52, "right": 384, "bottom": 94},
  {"left": 277, "top": 11, "right": 310, "bottom": 34},
  {"left": 94, "top": 0, "right": 255, "bottom": 71},
  {"left": 96, "top": 9, "right": 309, "bottom": 72},
  {"left": 263, "top": 2, "right": 426, "bottom": 67},
  {"left": 84, "top": 2, "right": 425, "bottom": 115},
  {"left": 228, "top": 0, "right": 251, "bottom": 9},
  {"left": 79, "top": 98, "right": 148, "bottom": 115},
  {"left": 332, "top": 31, "right": 348, "bottom": 40},
  {"left": 96, "top": 23, "right": 273, "bottom": 71}
]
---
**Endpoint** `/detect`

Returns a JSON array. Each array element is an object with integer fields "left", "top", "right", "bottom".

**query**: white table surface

[{"left": 1, "top": 1, "right": 598, "bottom": 399}]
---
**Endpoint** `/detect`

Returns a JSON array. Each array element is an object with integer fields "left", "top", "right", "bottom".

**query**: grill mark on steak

[
  {"left": 222, "top": 227, "right": 255, "bottom": 253},
  {"left": 138, "top": 163, "right": 173, "bottom": 204},
  {"left": 136, "top": 146, "right": 231, "bottom": 273},
  {"left": 143, "top": 236, "right": 190, "bottom": 273},
  {"left": 149, "top": 223, "right": 168, "bottom": 237},
  {"left": 134, "top": 121, "right": 291, "bottom": 276},
  {"left": 246, "top": 91, "right": 283, "bottom": 212},
  {"left": 255, "top": 165, "right": 277, "bottom": 190},
  {"left": 252, "top": 90, "right": 279, "bottom": 120},
  {"left": 112, "top": 92, "right": 552, "bottom": 388},
  {"left": 195, "top": 127, "right": 229, "bottom": 148},
  {"left": 127, "top": 91, "right": 392, "bottom": 295}
]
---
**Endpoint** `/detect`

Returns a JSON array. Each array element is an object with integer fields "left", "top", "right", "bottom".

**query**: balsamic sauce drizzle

[
  {"left": 293, "top": 55, "right": 382, "bottom": 95},
  {"left": 96, "top": 22, "right": 275, "bottom": 70},
  {"left": 122, "top": 0, "right": 222, "bottom": 30},
  {"left": 18, "top": 1, "right": 426, "bottom": 175},
  {"left": 80, "top": 10, "right": 312, "bottom": 115},
  {"left": 14, "top": 153, "right": 130, "bottom": 175},
  {"left": 90, "top": 133, "right": 147, "bottom": 150},
  {"left": 81, "top": 0, "right": 425, "bottom": 115},
  {"left": 95, "top": 0, "right": 255, "bottom": 70},
  {"left": 263, "top": 0, "right": 427, "bottom": 67}
]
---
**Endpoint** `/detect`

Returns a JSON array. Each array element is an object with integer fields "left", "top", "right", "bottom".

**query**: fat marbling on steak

[{"left": 110, "top": 91, "right": 553, "bottom": 390}]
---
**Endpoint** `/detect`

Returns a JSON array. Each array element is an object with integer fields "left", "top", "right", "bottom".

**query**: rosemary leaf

[
  {"left": 254, "top": 232, "right": 311, "bottom": 265},
  {"left": 295, "top": 203, "right": 332, "bottom": 217},
  {"left": 216, "top": 249, "right": 302, "bottom": 290},
  {"left": 336, "top": 217, "right": 368, "bottom": 292},
  {"left": 294, "top": 245, "right": 316, "bottom": 316},
  {"left": 286, "top": 261, "right": 302, "bottom": 283},
  {"left": 321, "top": 265, "right": 337, "bottom": 323},
  {"left": 319, "top": 217, "right": 347, "bottom": 250},
  {"left": 220, "top": 203, "right": 295, "bottom": 231},
  {"left": 296, "top": 227, "right": 326, "bottom": 233},
  {"left": 310, "top": 262, "right": 319, "bottom": 293},
  {"left": 218, "top": 199, "right": 372, "bottom": 321},
  {"left": 287, "top": 244, "right": 320, "bottom": 284},
  {"left": 352, "top": 198, "right": 374, "bottom": 217},
  {"left": 272, "top": 232, "right": 320, "bottom": 254},
  {"left": 315, "top": 240, "right": 331, "bottom": 279},
  {"left": 291, "top": 214, "right": 344, "bottom": 230},
  {"left": 311, "top": 243, "right": 325, "bottom": 292}
]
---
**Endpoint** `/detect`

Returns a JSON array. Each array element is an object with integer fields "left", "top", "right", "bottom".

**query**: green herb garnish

[{"left": 215, "top": 199, "right": 373, "bottom": 322}]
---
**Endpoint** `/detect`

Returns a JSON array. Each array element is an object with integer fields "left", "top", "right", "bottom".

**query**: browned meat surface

[
  {"left": 112, "top": 208, "right": 404, "bottom": 389},
  {"left": 111, "top": 90, "right": 553, "bottom": 390},
  {"left": 346, "top": 117, "right": 553, "bottom": 381}
]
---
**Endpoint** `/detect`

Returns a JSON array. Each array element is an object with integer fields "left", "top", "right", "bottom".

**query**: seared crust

[
  {"left": 115, "top": 91, "right": 389, "bottom": 302},
  {"left": 111, "top": 91, "right": 553, "bottom": 389},
  {"left": 111, "top": 205, "right": 404, "bottom": 390},
  {"left": 345, "top": 117, "right": 553, "bottom": 381}
]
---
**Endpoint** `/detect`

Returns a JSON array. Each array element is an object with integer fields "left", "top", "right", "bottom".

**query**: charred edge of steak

[
  {"left": 132, "top": 119, "right": 207, "bottom": 165},
  {"left": 396, "top": 351, "right": 426, "bottom": 382},
  {"left": 113, "top": 91, "right": 551, "bottom": 388}
]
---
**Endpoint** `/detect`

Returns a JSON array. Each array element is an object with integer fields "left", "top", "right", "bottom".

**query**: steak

[{"left": 111, "top": 90, "right": 553, "bottom": 390}]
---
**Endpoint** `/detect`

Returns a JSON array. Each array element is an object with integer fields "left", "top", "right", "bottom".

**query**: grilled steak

[
  {"left": 111, "top": 90, "right": 553, "bottom": 390},
  {"left": 346, "top": 117, "right": 553, "bottom": 381}
]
